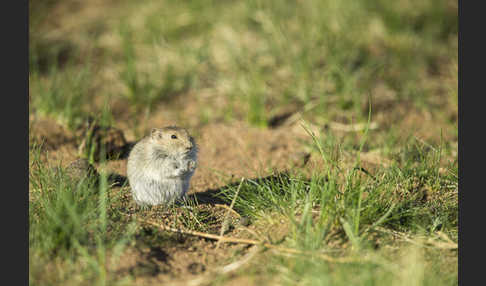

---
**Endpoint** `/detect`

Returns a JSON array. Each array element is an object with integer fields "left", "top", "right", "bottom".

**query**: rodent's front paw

[
  {"left": 187, "top": 160, "right": 197, "bottom": 171},
  {"left": 171, "top": 162, "right": 185, "bottom": 176}
]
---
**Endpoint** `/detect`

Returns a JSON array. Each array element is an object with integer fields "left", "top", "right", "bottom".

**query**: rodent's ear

[{"left": 151, "top": 128, "right": 163, "bottom": 139}]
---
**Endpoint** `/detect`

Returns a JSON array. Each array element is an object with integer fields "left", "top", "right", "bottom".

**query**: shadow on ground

[
  {"left": 108, "top": 170, "right": 294, "bottom": 206},
  {"left": 187, "top": 171, "right": 293, "bottom": 206}
]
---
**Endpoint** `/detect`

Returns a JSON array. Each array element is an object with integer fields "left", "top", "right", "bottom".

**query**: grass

[
  {"left": 214, "top": 130, "right": 457, "bottom": 285},
  {"left": 28, "top": 135, "right": 457, "bottom": 285},
  {"left": 29, "top": 143, "right": 138, "bottom": 285},
  {"left": 29, "top": 0, "right": 457, "bottom": 285},
  {"left": 217, "top": 128, "right": 457, "bottom": 237},
  {"left": 29, "top": 65, "right": 93, "bottom": 129},
  {"left": 29, "top": 0, "right": 457, "bottom": 130},
  {"left": 119, "top": 21, "right": 193, "bottom": 112}
]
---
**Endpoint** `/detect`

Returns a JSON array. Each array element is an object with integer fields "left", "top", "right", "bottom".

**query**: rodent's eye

[{"left": 171, "top": 134, "right": 177, "bottom": 139}]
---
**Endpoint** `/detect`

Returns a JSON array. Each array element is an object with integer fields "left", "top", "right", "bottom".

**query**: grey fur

[{"left": 127, "top": 127, "right": 198, "bottom": 206}]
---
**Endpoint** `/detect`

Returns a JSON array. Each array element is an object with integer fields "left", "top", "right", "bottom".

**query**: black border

[
  {"left": 2, "top": 0, "right": 28, "bottom": 285},
  {"left": 458, "top": 0, "right": 479, "bottom": 285}
]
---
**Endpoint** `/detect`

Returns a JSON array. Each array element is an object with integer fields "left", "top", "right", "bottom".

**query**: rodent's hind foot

[
  {"left": 172, "top": 195, "right": 197, "bottom": 209},
  {"left": 135, "top": 203, "right": 153, "bottom": 211}
]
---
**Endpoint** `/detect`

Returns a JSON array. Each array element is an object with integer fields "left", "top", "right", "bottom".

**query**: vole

[{"left": 127, "top": 126, "right": 198, "bottom": 206}]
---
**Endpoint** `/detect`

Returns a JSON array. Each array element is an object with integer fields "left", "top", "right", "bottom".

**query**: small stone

[{"left": 65, "top": 158, "right": 99, "bottom": 181}]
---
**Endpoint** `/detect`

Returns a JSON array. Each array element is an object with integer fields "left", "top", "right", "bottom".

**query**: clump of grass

[
  {"left": 364, "top": 139, "right": 458, "bottom": 233},
  {"left": 215, "top": 125, "right": 457, "bottom": 284},
  {"left": 29, "top": 144, "right": 136, "bottom": 285},
  {"left": 76, "top": 103, "right": 122, "bottom": 164}
]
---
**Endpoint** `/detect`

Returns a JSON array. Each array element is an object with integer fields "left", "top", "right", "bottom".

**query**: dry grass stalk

[
  {"left": 213, "top": 204, "right": 242, "bottom": 218},
  {"left": 375, "top": 226, "right": 457, "bottom": 250},
  {"left": 138, "top": 217, "right": 371, "bottom": 264},
  {"left": 328, "top": 121, "right": 379, "bottom": 132},
  {"left": 216, "top": 177, "right": 245, "bottom": 249},
  {"left": 187, "top": 245, "right": 260, "bottom": 286}
]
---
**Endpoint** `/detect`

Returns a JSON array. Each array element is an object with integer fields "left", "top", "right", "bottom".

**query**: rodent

[{"left": 127, "top": 126, "right": 198, "bottom": 206}]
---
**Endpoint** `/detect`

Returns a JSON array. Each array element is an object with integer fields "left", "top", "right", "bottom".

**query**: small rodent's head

[{"left": 149, "top": 126, "right": 196, "bottom": 156}]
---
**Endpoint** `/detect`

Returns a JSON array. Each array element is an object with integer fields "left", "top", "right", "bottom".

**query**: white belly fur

[{"left": 131, "top": 176, "right": 186, "bottom": 205}]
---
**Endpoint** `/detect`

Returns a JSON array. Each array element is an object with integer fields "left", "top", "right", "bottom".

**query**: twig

[
  {"left": 431, "top": 231, "right": 458, "bottom": 249},
  {"left": 188, "top": 246, "right": 260, "bottom": 286},
  {"left": 216, "top": 177, "right": 245, "bottom": 249},
  {"left": 239, "top": 225, "right": 263, "bottom": 241},
  {"left": 213, "top": 204, "right": 241, "bottom": 218},
  {"left": 283, "top": 99, "right": 321, "bottom": 127},
  {"left": 220, "top": 245, "right": 260, "bottom": 274},
  {"left": 138, "top": 217, "right": 369, "bottom": 263},
  {"left": 328, "top": 122, "right": 378, "bottom": 132},
  {"left": 374, "top": 226, "right": 458, "bottom": 250},
  {"left": 140, "top": 217, "right": 261, "bottom": 244}
]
